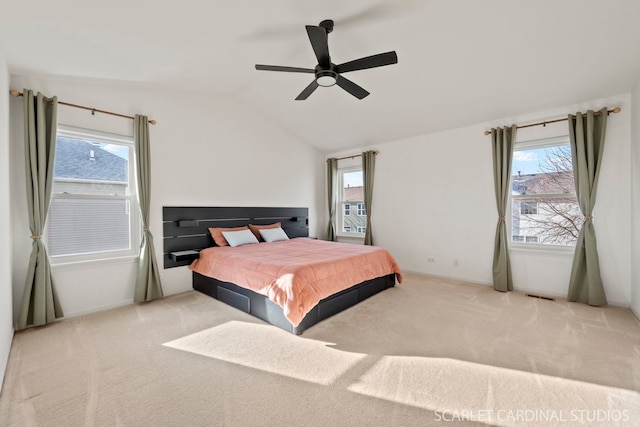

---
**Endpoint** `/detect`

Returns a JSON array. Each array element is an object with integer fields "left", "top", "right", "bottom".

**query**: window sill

[
  {"left": 51, "top": 255, "right": 139, "bottom": 270},
  {"left": 509, "top": 243, "right": 574, "bottom": 255},
  {"left": 336, "top": 235, "right": 365, "bottom": 245}
]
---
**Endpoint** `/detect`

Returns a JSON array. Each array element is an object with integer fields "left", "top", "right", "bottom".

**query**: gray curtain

[
  {"left": 491, "top": 125, "right": 517, "bottom": 292},
  {"left": 362, "top": 150, "right": 376, "bottom": 245},
  {"left": 133, "top": 115, "right": 163, "bottom": 303},
  {"left": 567, "top": 108, "right": 608, "bottom": 306},
  {"left": 325, "top": 158, "right": 338, "bottom": 241},
  {"left": 18, "top": 90, "right": 64, "bottom": 329}
]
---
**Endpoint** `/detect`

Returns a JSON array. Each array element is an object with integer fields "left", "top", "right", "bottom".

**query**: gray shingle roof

[
  {"left": 54, "top": 137, "right": 128, "bottom": 182},
  {"left": 512, "top": 172, "right": 574, "bottom": 195}
]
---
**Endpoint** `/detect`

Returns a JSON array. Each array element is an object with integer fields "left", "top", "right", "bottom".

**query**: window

[
  {"left": 337, "top": 167, "right": 366, "bottom": 236},
  {"left": 357, "top": 226, "right": 366, "bottom": 233},
  {"left": 520, "top": 201, "right": 538, "bottom": 215},
  {"left": 511, "top": 136, "right": 580, "bottom": 247},
  {"left": 47, "top": 125, "right": 139, "bottom": 262}
]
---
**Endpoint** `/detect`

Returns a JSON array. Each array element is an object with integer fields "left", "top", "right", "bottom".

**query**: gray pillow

[
  {"left": 259, "top": 227, "right": 290, "bottom": 243},
  {"left": 221, "top": 229, "right": 260, "bottom": 247}
]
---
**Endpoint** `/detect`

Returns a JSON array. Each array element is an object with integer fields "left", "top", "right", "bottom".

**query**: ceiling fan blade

[
  {"left": 255, "top": 64, "right": 315, "bottom": 73},
  {"left": 336, "top": 75, "right": 369, "bottom": 99},
  {"left": 336, "top": 51, "right": 398, "bottom": 74},
  {"left": 305, "top": 25, "right": 331, "bottom": 67},
  {"left": 295, "top": 80, "right": 319, "bottom": 100}
]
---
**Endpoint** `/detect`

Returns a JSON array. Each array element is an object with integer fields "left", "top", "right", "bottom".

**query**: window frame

[
  {"left": 46, "top": 125, "right": 140, "bottom": 264},
  {"left": 336, "top": 165, "right": 365, "bottom": 238},
  {"left": 509, "top": 135, "right": 577, "bottom": 252}
]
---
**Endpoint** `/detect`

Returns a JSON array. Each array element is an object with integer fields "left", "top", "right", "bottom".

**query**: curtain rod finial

[
  {"left": 611, "top": 107, "right": 621, "bottom": 114},
  {"left": 149, "top": 119, "right": 157, "bottom": 125},
  {"left": 9, "top": 89, "right": 21, "bottom": 97},
  {"left": 484, "top": 130, "right": 491, "bottom": 136}
]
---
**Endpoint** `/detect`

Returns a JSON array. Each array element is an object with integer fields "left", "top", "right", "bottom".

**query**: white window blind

[{"left": 48, "top": 198, "right": 131, "bottom": 256}]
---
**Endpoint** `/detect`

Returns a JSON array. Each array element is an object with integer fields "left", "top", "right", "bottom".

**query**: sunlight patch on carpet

[
  {"left": 347, "top": 355, "right": 640, "bottom": 426},
  {"left": 163, "top": 321, "right": 366, "bottom": 385}
]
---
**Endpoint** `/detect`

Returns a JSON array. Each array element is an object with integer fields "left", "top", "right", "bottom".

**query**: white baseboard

[
  {"left": 49, "top": 289, "right": 196, "bottom": 321},
  {"left": 402, "top": 270, "right": 630, "bottom": 308},
  {"left": 402, "top": 269, "right": 492, "bottom": 287},
  {"left": 60, "top": 300, "right": 133, "bottom": 320},
  {"left": 0, "top": 327, "right": 14, "bottom": 395}
]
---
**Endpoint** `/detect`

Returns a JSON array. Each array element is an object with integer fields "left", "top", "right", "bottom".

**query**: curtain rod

[
  {"left": 329, "top": 150, "right": 379, "bottom": 162},
  {"left": 9, "top": 89, "right": 157, "bottom": 125},
  {"left": 483, "top": 107, "right": 620, "bottom": 136}
]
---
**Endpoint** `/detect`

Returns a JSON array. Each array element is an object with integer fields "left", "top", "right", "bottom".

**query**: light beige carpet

[{"left": 1, "top": 273, "right": 639, "bottom": 426}]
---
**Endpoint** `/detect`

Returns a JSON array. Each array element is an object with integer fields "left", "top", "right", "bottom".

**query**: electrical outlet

[
  {"left": 453, "top": 259, "right": 459, "bottom": 267},
  {"left": 427, "top": 258, "right": 435, "bottom": 263}
]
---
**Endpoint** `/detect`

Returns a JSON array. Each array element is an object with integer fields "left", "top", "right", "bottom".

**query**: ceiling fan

[{"left": 255, "top": 19, "right": 398, "bottom": 100}]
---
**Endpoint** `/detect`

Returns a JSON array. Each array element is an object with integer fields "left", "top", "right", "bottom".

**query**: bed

[{"left": 162, "top": 206, "right": 402, "bottom": 334}]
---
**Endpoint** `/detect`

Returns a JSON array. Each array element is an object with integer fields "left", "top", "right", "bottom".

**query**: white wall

[
  {"left": 9, "top": 75, "right": 325, "bottom": 324},
  {"left": 0, "top": 53, "right": 14, "bottom": 392},
  {"left": 329, "top": 93, "right": 632, "bottom": 306},
  {"left": 631, "top": 76, "right": 640, "bottom": 318}
]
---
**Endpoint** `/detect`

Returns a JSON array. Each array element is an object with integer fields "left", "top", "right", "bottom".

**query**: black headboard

[{"left": 162, "top": 206, "right": 309, "bottom": 268}]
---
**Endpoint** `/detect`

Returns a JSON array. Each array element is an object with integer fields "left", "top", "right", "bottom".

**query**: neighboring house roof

[
  {"left": 344, "top": 186, "right": 364, "bottom": 201},
  {"left": 54, "top": 137, "right": 128, "bottom": 182},
  {"left": 512, "top": 172, "right": 574, "bottom": 196}
]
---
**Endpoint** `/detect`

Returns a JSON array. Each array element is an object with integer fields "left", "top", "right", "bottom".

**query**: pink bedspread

[{"left": 190, "top": 238, "right": 402, "bottom": 327}]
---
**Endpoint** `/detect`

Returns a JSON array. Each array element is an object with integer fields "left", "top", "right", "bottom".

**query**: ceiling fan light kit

[
  {"left": 255, "top": 19, "right": 398, "bottom": 100},
  {"left": 315, "top": 70, "right": 337, "bottom": 87}
]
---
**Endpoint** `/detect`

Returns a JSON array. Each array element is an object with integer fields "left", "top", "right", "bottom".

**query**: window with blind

[{"left": 47, "top": 125, "right": 139, "bottom": 262}]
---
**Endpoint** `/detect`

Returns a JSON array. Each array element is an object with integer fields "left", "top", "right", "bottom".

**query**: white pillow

[
  {"left": 259, "top": 227, "right": 290, "bottom": 243},
  {"left": 221, "top": 229, "right": 259, "bottom": 247}
]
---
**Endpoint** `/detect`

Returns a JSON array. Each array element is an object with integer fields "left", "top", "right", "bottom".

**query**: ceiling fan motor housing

[
  {"left": 315, "top": 64, "right": 338, "bottom": 87},
  {"left": 319, "top": 19, "right": 334, "bottom": 33}
]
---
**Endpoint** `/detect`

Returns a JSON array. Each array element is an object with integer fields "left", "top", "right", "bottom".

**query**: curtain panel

[
  {"left": 491, "top": 125, "right": 517, "bottom": 292},
  {"left": 326, "top": 158, "right": 338, "bottom": 241},
  {"left": 133, "top": 115, "right": 163, "bottom": 302},
  {"left": 567, "top": 108, "right": 608, "bottom": 306},
  {"left": 362, "top": 150, "right": 376, "bottom": 245},
  {"left": 18, "top": 89, "right": 64, "bottom": 329}
]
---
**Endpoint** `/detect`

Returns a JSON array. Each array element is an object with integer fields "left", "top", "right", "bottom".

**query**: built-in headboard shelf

[{"left": 162, "top": 206, "right": 309, "bottom": 268}]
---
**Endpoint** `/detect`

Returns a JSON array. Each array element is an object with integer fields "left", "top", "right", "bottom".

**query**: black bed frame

[
  {"left": 194, "top": 272, "right": 396, "bottom": 335},
  {"left": 163, "top": 206, "right": 396, "bottom": 334}
]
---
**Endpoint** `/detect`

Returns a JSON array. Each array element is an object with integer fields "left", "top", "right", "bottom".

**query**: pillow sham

[
  {"left": 248, "top": 222, "right": 281, "bottom": 241},
  {"left": 221, "top": 229, "right": 260, "bottom": 247},
  {"left": 259, "top": 227, "right": 290, "bottom": 243},
  {"left": 209, "top": 226, "right": 249, "bottom": 247}
]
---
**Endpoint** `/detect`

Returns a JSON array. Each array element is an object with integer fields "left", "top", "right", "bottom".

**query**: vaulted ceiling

[{"left": 2, "top": 0, "right": 640, "bottom": 152}]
